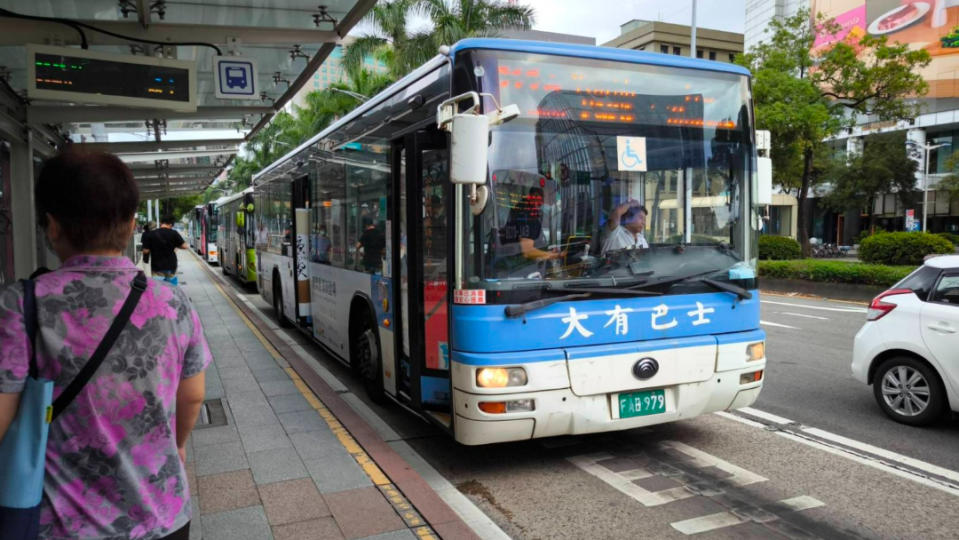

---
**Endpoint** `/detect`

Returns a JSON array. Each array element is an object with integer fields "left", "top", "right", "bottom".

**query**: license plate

[{"left": 617, "top": 389, "right": 666, "bottom": 418}]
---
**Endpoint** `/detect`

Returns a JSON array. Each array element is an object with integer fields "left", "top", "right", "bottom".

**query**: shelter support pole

[{"left": 10, "top": 130, "right": 37, "bottom": 279}]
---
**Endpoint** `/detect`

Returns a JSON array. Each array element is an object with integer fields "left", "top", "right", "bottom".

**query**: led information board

[{"left": 27, "top": 44, "right": 197, "bottom": 111}]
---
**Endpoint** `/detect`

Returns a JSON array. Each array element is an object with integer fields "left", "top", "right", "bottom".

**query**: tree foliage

[
  {"left": 936, "top": 150, "right": 959, "bottom": 204},
  {"left": 822, "top": 131, "right": 918, "bottom": 231},
  {"left": 344, "top": 0, "right": 534, "bottom": 79},
  {"left": 738, "top": 10, "right": 930, "bottom": 254}
]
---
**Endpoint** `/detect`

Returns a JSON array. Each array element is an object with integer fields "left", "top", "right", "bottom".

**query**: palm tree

[
  {"left": 417, "top": 0, "right": 534, "bottom": 52},
  {"left": 344, "top": 0, "right": 534, "bottom": 80},
  {"left": 343, "top": 0, "right": 415, "bottom": 80}
]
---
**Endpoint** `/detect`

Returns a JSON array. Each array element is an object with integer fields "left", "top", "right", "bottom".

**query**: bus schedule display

[{"left": 491, "top": 61, "right": 738, "bottom": 130}]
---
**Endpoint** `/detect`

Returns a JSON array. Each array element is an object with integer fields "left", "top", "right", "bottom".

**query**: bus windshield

[{"left": 463, "top": 50, "right": 757, "bottom": 295}]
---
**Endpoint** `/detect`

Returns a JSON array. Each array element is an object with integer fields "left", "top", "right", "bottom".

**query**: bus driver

[{"left": 602, "top": 199, "right": 649, "bottom": 256}]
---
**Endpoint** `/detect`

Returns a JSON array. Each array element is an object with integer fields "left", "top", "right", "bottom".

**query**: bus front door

[{"left": 393, "top": 130, "right": 452, "bottom": 428}]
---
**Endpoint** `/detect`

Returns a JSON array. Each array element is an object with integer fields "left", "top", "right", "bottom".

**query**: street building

[
  {"left": 745, "top": 0, "right": 959, "bottom": 244},
  {"left": 602, "top": 19, "right": 743, "bottom": 63}
]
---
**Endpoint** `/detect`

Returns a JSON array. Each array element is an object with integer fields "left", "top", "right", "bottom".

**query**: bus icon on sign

[
  {"left": 214, "top": 58, "right": 257, "bottom": 99},
  {"left": 225, "top": 67, "right": 247, "bottom": 89}
]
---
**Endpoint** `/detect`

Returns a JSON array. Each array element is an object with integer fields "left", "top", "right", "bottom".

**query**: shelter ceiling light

[
  {"left": 118, "top": 0, "right": 166, "bottom": 21},
  {"left": 313, "top": 5, "right": 337, "bottom": 28},
  {"left": 290, "top": 44, "right": 309, "bottom": 62},
  {"left": 272, "top": 72, "right": 291, "bottom": 88}
]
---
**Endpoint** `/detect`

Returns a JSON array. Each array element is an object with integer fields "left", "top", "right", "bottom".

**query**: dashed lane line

[
  {"left": 760, "top": 320, "right": 800, "bottom": 329},
  {"left": 761, "top": 299, "right": 866, "bottom": 313},
  {"left": 780, "top": 311, "right": 829, "bottom": 320}
]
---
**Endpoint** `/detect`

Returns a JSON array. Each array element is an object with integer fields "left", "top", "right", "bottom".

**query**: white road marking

[
  {"left": 780, "top": 311, "right": 829, "bottom": 320},
  {"left": 761, "top": 299, "right": 866, "bottom": 313},
  {"left": 670, "top": 495, "right": 825, "bottom": 535},
  {"left": 718, "top": 409, "right": 959, "bottom": 498},
  {"left": 737, "top": 407, "right": 792, "bottom": 425},
  {"left": 569, "top": 444, "right": 767, "bottom": 508},
  {"left": 801, "top": 427, "right": 959, "bottom": 486},
  {"left": 567, "top": 452, "right": 697, "bottom": 507},
  {"left": 660, "top": 441, "right": 767, "bottom": 486},
  {"left": 778, "top": 495, "right": 826, "bottom": 512},
  {"left": 760, "top": 320, "right": 799, "bottom": 329},
  {"left": 671, "top": 510, "right": 747, "bottom": 535}
]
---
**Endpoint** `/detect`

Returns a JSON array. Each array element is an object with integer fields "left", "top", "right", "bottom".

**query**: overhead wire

[{"left": 0, "top": 8, "right": 223, "bottom": 55}]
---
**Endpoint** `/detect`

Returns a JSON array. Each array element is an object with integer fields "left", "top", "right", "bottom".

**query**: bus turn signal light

[
  {"left": 740, "top": 370, "right": 764, "bottom": 384},
  {"left": 746, "top": 342, "right": 765, "bottom": 362},
  {"left": 476, "top": 367, "right": 527, "bottom": 388},
  {"left": 479, "top": 402, "right": 506, "bottom": 414},
  {"left": 478, "top": 399, "right": 535, "bottom": 414}
]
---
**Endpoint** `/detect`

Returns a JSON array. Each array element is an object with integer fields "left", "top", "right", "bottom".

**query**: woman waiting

[{"left": 0, "top": 150, "right": 211, "bottom": 539}]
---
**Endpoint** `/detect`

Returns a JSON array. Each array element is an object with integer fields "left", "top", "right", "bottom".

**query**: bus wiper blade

[
  {"left": 699, "top": 278, "right": 752, "bottom": 300},
  {"left": 626, "top": 269, "right": 720, "bottom": 290},
  {"left": 505, "top": 293, "right": 590, "bottom": 318},
  {"left": 550, "top": 285, "right": 662, "bottom": 296}
]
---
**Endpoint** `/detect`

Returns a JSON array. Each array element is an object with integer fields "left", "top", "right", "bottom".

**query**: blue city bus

[{"left": 253, "top": 39, "right": 769, "bottom": 445}]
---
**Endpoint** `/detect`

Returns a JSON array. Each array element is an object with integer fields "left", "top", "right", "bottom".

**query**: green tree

[
  {"left": 344, "top": 0, "right": 534, "bottom": 80},
  {"left": 936, "top": 150, "right": 959, "bottom": 205},
  {"left": 823, "top": 132, "right": 918, "bottom": 233},
  {"left": 738, "top": 11, "right": 930, "bottom": 254}
]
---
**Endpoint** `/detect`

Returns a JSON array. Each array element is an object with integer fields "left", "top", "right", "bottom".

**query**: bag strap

[
  {"left": 51, "top": 271, "right": 148, "bottom": 420},
  {"left": 21, "top": 278, "right": 38, "bottom": 379}
]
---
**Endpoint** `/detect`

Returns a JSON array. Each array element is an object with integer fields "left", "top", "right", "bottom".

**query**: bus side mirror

[
  {"left": 754, "top": 157, "right": 772, "bottom": 206},
  {"left": 449, "top": 113, "right": 489, "bottom": 186}
]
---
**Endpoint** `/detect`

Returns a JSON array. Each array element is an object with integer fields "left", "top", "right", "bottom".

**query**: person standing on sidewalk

[
  {"left": 143, "top": 215, "right": 188, "bottom": 283},
  {"left": 0, "top": 150, "right": 211, "bottom": 539}
]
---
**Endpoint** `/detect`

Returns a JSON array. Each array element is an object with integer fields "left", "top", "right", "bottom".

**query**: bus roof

[
  {"left": 214, "top": 186, "right": 253, "bottom": 207},
  {"left": 449, "top": 38, "right": 751, "bottom": 78},
  {"left": 252, "top": 38, "right": 751, "bottom": 183}
]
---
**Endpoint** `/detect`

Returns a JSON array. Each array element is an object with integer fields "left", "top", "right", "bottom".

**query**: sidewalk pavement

[{"left": 177, "top": 252, "right": 481, "bottom": 540}]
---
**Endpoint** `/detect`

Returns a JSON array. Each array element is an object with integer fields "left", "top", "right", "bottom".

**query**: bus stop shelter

[{"left": 0, "top": 0, "right": 375, "bottom": 283}]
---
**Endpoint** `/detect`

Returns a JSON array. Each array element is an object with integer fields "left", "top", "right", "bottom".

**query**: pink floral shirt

[{"left": 0, "top": 255, "right": 211, "bottom": 539}]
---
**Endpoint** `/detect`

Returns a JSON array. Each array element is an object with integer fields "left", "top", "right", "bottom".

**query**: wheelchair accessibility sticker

[{"left": 617, "top": 136, "right": 647, "bottom": 172}]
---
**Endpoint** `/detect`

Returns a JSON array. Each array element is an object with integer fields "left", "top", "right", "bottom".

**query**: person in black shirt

[
  {"left": 356, "top": 218, "right": 385, "bottom": 273},
  {"left": 142, "top": 215, "right": 187, "bottom": 280}
]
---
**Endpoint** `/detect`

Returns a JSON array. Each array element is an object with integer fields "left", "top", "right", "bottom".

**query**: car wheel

[
  {"left": 353, "top": 320, "right": 385, "bottom": 404},
  {"left": 873, "top": 356, "right": 946, "bottom": 426}
]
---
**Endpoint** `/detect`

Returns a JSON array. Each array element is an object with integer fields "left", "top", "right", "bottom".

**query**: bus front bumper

[{"left": 451, "top": 366, "right": 764, "bottom": 446}]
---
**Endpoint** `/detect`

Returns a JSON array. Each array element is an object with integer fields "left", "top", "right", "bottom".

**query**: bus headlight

[
  {"left": 746, "top": 342, "right": 765, "bottom": 362},
  {"left": 476, "top": 367, "right": 527, "bottom": 388}
]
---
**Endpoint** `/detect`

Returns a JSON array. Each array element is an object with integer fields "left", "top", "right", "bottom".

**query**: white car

[{"left": 852, "top": 255, "right": 959, "bottom": 426}]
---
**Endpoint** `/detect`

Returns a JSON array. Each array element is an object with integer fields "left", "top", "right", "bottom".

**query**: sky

[
  {"left": 522, "top": 0, "right": 746, "bottom": 44},
  {"left": 351, "top": 0, "right": 746, "bottom": 45}
]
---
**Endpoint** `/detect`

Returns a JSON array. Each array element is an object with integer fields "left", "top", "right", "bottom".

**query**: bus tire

[
  {"left": 272, "top": 273, "right": 292, "bottom": 328},
  {"left": 351, "top": 307, "right": 385, "bottom": 404}
]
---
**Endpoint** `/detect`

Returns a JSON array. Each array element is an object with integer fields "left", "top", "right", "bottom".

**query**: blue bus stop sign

[{"left": 214, "top": 57, "right": 258, "bottom": 100}]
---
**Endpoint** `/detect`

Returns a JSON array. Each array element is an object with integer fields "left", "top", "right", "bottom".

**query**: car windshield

[{"left": 460, "top": 50, "right": 758, "bottom": 295}]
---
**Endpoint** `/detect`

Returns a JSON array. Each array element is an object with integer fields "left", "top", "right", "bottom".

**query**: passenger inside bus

[{"left": 357, "top": 217, "right": 385, "bottom": 273}]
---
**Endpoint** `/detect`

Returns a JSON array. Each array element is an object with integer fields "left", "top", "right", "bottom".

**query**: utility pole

[{"left": 690, "top": 0, "right": 697, "bottom": 58}]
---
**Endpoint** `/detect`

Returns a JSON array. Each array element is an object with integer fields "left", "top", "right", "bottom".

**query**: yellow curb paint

[
  {"left": 202, "top": 259, "right": 437, "bottom": 538},
  {"left": 413, "top": 526, "right": 437, "bottom": 539}
]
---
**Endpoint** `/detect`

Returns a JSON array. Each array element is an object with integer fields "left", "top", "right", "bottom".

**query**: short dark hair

[
  {"left": 36, "top": 149, "right": 139, "bottom": 252},
  {"left": 621, "top": 204, "right": 648, "bottom": 225},
  {"left": 160, "top": 215, "right": 175, "bottom": 225}
]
